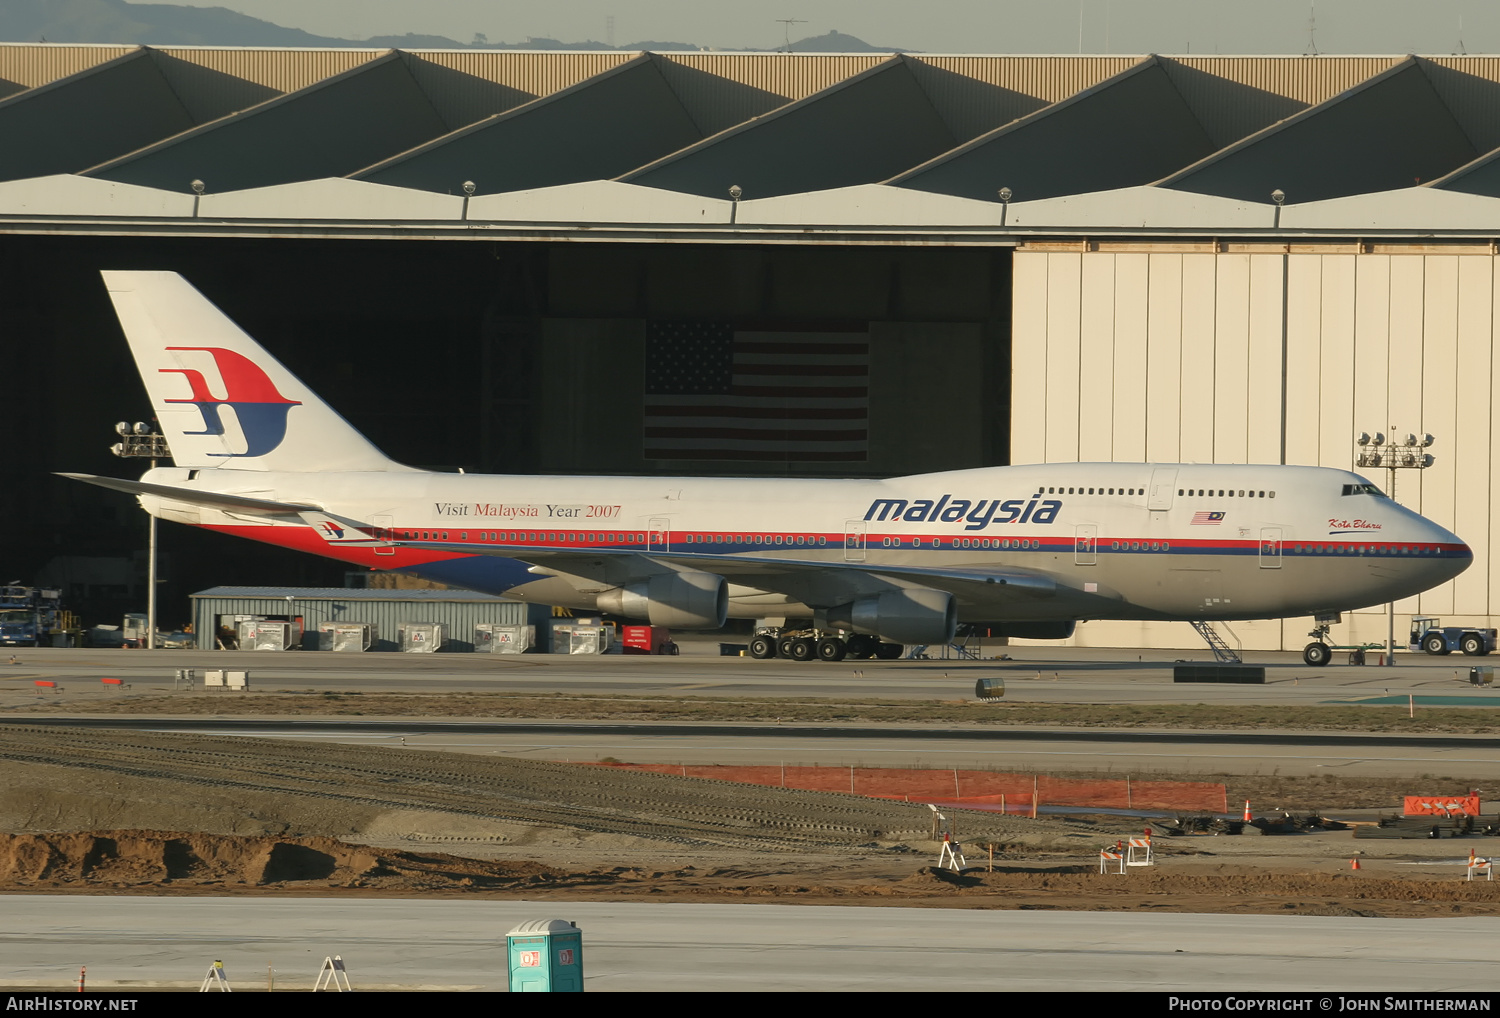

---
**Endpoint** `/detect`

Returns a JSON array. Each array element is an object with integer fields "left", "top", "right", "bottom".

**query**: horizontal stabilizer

[
  {"left": 297, "top": 510, "right": 387, "bottom": 547},
  {"left": 56, "top": 473, "right": 318, "bottom": 515}
]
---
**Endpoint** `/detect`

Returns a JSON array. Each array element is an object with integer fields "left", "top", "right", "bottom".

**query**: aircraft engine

[
  {"left": 596, "top": 570, "right": 729, "bottom": 629},
  {"left": 987, "top": 620, "right": 1076, "bottom": 641},
  {"left": 824, "top": 588, "right": 957, "bottom": 645}
]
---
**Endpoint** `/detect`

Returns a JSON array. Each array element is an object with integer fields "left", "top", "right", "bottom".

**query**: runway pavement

[
  {"left": 2, "top": 895, "right": 1495, "bottom": 992},
  {"left": 2, "top": 645, "right": 1497, "bottom": 705}
]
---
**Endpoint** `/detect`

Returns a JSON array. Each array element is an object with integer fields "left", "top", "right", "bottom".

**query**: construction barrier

[
  {"left": 936, "top": 834, "right": 966, "bottom": 872},
  {"left": 315, "top": 955, "right": 352, "bottom": 992},
  {"left": 1405, "top": 794, "right": 1481, "bottom": 817},
  {"left": 1099, "top": 848, "right": 1124, "bottom": 874},
  {"left": 1127, "top": 834, "right": 1154, "bottom": 867},
  {"left": 199, "top": 960, "right": 231, "bottom": 993},
  {"left": 586, "top": 762, "right": 1227, "bottom": 813},
  {"left": 1468, "top": 851, "right": 1491, "bottom": 882}
]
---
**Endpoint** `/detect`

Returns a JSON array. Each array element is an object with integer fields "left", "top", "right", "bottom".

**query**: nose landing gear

[{"left": 1302, "top": 617, "right": 1337, "bottom": 667}]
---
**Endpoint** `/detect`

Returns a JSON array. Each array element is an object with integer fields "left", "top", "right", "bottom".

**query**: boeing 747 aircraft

[{"left": 64, "top": 272, "right": 1473, "bottom": 666}]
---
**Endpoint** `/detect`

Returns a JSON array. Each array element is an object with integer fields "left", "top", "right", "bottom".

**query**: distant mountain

[
  {"left": 4, "top": 0, "right": 350, "bottom": 46},
  {"left": 0, "top": 0, "right": 903, "bottom": 52},
  {"left": 787, "top": 30, "right": 906, "bottom": 53}
]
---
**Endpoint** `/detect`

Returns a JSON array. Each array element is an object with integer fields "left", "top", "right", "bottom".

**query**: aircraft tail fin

[{"left": 101, "top": 271, "right": 411, "bottom": 473}]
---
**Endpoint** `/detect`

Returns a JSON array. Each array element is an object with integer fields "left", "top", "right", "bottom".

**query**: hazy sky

[{"left": 136, "top": 0, "right": 1500, "bottom": 54}]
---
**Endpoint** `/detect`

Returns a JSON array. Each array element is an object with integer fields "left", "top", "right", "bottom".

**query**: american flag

[
  {"left": 1191, "top": 511, "right": 1226, "bottom": 525},
  {"left": 644, "top": 322, "right": 869, "bottom": 462}
]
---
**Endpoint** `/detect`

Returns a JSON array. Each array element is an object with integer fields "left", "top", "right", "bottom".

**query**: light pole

[
  {"left": 1355, "top": 428, "right": 1435, "bottom": 665},
  {"left": 111, "top": 422, "right": 171, "bottom": 649}
]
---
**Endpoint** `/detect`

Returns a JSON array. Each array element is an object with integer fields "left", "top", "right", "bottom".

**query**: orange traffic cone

[
  {"left": 1243, "top": 800, "right": 1252, "bottom": 822},
  {"left": 1351, "top": 857, "right": 1361, "bottom": 871}
]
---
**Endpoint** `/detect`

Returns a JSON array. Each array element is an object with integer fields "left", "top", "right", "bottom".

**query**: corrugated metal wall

[
  {"left": 191, "top": 593, "right": 538, "bottom": 651},
  {"left": 1012, "top": 248, "right": 1498, "bottom": 651}
]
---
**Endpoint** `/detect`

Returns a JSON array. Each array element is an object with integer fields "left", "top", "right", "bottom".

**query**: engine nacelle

[
  {"left": 823, "top": 588, "right": 956, "bottom": 645},
  {"left": 595, "top": 571, "right": 728, "bottom": 630},
  {"left": 986, "top": 620, "right": 1076, "bottom": 641}
]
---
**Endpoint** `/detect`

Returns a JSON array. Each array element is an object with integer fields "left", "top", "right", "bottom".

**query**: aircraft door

[
  {"left": 1148, "top": 468, "right": 1178, "bottom": 511},
  {"left": 648, "top": 517, "right": 670, "bottom": 554},
  {"left": 373, "top": 514, "right": 394, "bottom": 555},
  {"left": 1259, "top": 527, "right": 1283, "bottom": 569},
  {"left": 844, "top": 520, "right": 867, "bottom": 562},
  {"left": 1073, "top": 524, "right": 1098, "bottom": 565}
]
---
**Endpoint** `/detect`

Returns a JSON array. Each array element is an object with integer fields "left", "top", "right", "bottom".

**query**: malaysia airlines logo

[
  {"left": 318, "top": 521, "right": 345, "bottom": 540},
  {"left": 158, "top": 347, "right": 302, "bottom": 457},
  {"left": 1191, "top": 511, "right": 1226, "bottom": 525}
]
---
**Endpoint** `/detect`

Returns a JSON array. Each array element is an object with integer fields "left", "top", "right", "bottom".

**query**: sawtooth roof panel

[
  {"left": 892, "top": 58, "right": 1217, "bottom": 203},
  {"left": 0, "top": 174, "right": 193, "bottom": 218},
  {"left": 908, "top": 56, "right": 1141, "bottom": 142},
  {"left": 1159, "top": 56, "right": 1399, "bottom": 147},
  {"left": 87, "top": 51, "right": 452, "bottom": 192},
  {"left": 1001, "top": 185, "right": 1272, "bottom": 229},
  {"left": 148, "top": 46, "right": 384, "bottom": 94},
  {"left": 1415, "top": 57, "right": 1500, "bottom": 153},
  {"left": 736, "top": 183, "right": 1002, "bottom": 226},
  {"left": 621, "top": 56, "right": 958, "bottom": 200},
  {"left": 0, "top": 42, "right": 136, "bottom": 99},
  {"left": 1161, "top": 58, "right": 1479, "bottom": 204},
  {"left": 0, "top": 50, "right": 201, "bottom": 183},
  {"left": 407, "top": 50, "right": 639, "bottom": 128},
  {"left": 197, "top": 177, "right": 463, "bottom": 219},
  {"left": 357, "top": 55, "right": 706, "bottom": 196},
  {"left": 1277, "top": 186, "right": 1500, "bottom": 230},
  {"left": 465, "top": 180, "right": 729, "bottom": 224}
]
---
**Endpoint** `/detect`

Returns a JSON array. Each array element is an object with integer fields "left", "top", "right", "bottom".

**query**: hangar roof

[{"left": 8, "top": 45, "right": 1500, "bottom": 240}]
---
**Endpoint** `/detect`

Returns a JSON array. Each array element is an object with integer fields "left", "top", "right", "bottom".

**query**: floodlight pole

[
  {"left": 112, "top": 424, "right": 171, "bottom": 650},
  {"left": 1355, "top": 427, "right": 1436, "bottom": 667}
]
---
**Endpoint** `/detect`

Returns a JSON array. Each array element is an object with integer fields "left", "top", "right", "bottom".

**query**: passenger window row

[
  {"left": 1178, "top": 488, "right": 1274, "bottom": 498},
  {"left": 1037, "top": 486, "right": 1143, "bottom": 495}
]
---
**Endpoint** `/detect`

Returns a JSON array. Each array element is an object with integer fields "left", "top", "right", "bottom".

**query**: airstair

[{"left": 1189, "top": 620, "right": 1242, "bottom": 664}]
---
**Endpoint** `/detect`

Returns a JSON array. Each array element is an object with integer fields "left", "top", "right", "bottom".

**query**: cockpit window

[{"left": 1341, "top": 483, "right": 1385, "bottom": 497}]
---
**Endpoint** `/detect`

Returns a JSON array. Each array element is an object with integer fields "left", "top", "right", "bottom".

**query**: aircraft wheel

[
  {"left": 1461, "top": 634, "right": 1485, "bottom": 656},
  {"left": 874, "top": 642, "right": 903, "bottom": 660},
  {"left": 789, "top": 638, "right": 816, "bottom": 662},
  {"left": 816, "top": 637, "right": 847, "bottom": 662},
  {"left": 844, "top": 635, "right": 876, "bottom": 659},
  {"left": 777, "top": 636, "right": 798, "bottom": 658},
  {"left": 1423, "top": 634, "right": 1449, "bottom": 655},
  {"left": 748, "top": 635, "right": 776, "bottom": 659},
  {"left": 1302, "top": 642, "right": 1332, "bottom": 667}
]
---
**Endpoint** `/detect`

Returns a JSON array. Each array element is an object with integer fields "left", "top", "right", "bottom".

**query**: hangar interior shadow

[{"left": 0, "top": 235, "right": 1012, "bottom": 625}]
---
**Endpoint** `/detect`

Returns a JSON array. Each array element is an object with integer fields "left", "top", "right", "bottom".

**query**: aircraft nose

[{"left": 1427, "top": 521, "right": 1472, "bottom": 582}]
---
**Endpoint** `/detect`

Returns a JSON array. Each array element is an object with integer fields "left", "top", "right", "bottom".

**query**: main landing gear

[{"left": 747, "top": 628, "right": 903, "bottom": 662}]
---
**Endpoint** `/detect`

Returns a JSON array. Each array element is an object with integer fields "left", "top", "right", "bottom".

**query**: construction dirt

[{"left": 1, "top": 723, "right": 1498, "bottom": 917}]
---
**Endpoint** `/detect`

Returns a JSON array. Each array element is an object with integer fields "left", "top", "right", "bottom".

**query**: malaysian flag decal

[
  {"left": 1191, "top": 511, "right": 1226, "bottom": 525},
  {"left": 644, "top": 323, "right": 869, "bottom": 462}
]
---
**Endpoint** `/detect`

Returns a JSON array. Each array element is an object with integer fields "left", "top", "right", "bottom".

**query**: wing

[{"left": 391, "top": 538, "right": 1060, "bottom": 610}]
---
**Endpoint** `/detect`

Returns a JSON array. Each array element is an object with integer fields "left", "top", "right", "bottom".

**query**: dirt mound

[{"left": 0, "top": 831, "right": 570, "bottom": 889}]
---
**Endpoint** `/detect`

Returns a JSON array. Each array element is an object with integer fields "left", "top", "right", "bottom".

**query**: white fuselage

[{"left": 138, "top": 461, "right": 1470, "bottom": 625}]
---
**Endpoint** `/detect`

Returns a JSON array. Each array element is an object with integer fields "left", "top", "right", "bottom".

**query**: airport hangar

[{"left": 3, "top": 43, "right": 1499, "bottom": 651}]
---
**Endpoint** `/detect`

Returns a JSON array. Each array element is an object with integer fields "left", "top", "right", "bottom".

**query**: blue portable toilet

[{"left": 507, "top": 919, "right": 583, "bottom": 992}]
